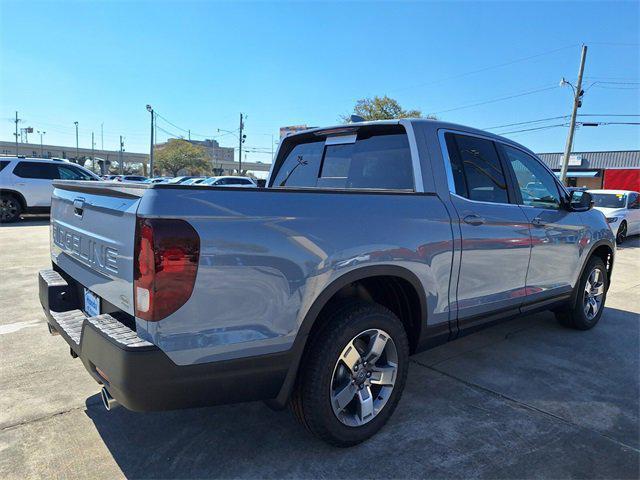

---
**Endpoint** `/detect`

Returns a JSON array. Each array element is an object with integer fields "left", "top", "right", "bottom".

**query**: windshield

[{"left": 591, "top": 193, "right": 627, "bottom": 208}]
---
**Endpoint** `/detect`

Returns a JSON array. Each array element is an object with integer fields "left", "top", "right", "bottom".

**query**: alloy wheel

[
  {"left": 330, "top": 328, "right": 398, "bottom": 427},
  {"left": 583, "top": 267, "right": 605, "bottom": 321},
  {"left": 616, "top": 223, "right": 627, "bottom": 244}
]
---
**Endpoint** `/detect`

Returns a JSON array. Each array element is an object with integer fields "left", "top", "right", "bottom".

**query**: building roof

[{"left": 537, "top": 150, "right": 640, "bottom": 169}]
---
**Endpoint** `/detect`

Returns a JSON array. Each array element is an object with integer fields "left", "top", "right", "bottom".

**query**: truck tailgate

[{"left": 50, "top": 181, "right": 147, "bottom": 315}]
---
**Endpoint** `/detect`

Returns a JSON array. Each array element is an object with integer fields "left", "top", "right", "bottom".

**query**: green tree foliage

[
  {"left": 154, "top": 139, "right": 209, "bottom": 176},
  {"left": 343, "top": 95, "right": 425, "bottom": 121}
]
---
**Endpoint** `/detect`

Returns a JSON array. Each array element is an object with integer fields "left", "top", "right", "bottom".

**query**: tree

[
  {"left": 154, "top": 139, "right": 209, "bottom": 176},
  {"left": 342, "top": 95, "right": 425, "bottom": 122}
]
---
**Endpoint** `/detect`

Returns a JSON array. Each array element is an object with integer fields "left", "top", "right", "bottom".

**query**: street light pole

[
  {"left": 146, "top": 105, "right": 154, "bottom": 175},
  {"left": 238, "top": 113, "right": 244, "bottom": 174},
  {"left": 559, "top": 45, "right": 588, "bottom": 185},
  {"left": 38, "top": 131, "right": 46, "bottom": 157},
  {"left": 74, "top": 121, "right": 79, "bottom": 163},
  {"left": 91, "top": 132, "right": 95, "bottom": 172}
]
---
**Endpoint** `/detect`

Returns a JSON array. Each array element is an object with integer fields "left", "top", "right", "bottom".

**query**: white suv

[{"left": 0, "top": 157, "right": 100, "bottom": 223}]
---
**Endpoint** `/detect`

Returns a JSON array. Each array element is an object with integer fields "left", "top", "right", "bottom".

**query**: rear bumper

[{"left": 39, "top": 268, "right": 290, "bottom": 411}]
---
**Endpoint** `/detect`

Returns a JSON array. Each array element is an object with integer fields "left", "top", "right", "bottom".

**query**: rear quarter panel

[{"left": 137, "top": 187, "right": 453, "bottom": 365}]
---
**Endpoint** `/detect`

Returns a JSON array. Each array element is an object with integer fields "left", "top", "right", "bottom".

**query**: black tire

[
  {"left": 0, "top": 194, "right": 22, "bottom": 223},
  {"left": 290, "top": 302, "right": 410, "bottom": 447},
  {"left": 616, "top": 221, "right": 627, "bottom": 244},
  {"left": 556, "top": 256, "right": 608, "bottom": 330}
]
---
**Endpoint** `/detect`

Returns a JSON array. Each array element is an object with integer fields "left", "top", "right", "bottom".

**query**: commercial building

[{"left": 537, "top": 150, "right": 639, "bottom": 191}]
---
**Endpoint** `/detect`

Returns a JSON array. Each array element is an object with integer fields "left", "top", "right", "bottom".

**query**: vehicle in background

[
  {"left": 165, "top": 176, "right": 201, "bottom": 184},
  {"left": 145, "top": 177, "right": 171, "bottom": 184},
  {"left": 0, "top": 157, "right": 99, "bottom": 222},
  {"left": 39, "top": 119, "right": 614, "bottom": 446},
  {"left": 588, "top": 189, "right": 640, "bottom": 243},
  {"left": 120, "top": 175, "right": 148, "bottom": 183},
  {"left": 102, "top": 175, "right": 118, "bottom": 181},
  {"left": 200, "top": 176, "right": 257, "bottom": 187},
  {"left": 180, "top": 177, "right": 207, "bottom": 185}
]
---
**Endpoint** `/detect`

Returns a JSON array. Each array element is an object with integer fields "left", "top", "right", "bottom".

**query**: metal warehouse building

[{"left": 537, "top": 150, "right": 640, "bottom": 191}]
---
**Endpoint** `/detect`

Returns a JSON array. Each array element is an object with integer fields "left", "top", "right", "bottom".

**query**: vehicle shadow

[
  {"left": 84, "top": 307, "right": 639, "bottom": 479},
  {"left": 0, "top": 215, "right": 50, "bottom": 227}
]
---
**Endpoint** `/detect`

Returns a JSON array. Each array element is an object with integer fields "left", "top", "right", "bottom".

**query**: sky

[{"left": 1, "top": 0, "right": 638, "bottom": 166}]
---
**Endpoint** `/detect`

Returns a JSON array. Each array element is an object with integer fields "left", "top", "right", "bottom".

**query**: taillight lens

[{"left": 134, "top": 217, "right": 200, "bottom": 321}]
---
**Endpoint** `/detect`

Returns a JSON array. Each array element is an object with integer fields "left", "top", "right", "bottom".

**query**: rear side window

[
  {"left": 13, "top": 161, "right": 58, "bottom": 179},
  {"left": 272, "top": 127, "right": 414, "bottom": 190},
  {"left": 0, "top": 161, "right": 10, "bottom": 172},
  {"left": 445, "top": 133, "right": 509, "bottom": 204}
]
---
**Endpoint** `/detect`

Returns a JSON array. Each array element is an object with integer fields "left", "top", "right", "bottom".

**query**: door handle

[
  {"left": 463, "top": 214, "right": 485, "bottom": 226},
  {"left": 531, "top": 217, "right": 545, "bottom": 226}
]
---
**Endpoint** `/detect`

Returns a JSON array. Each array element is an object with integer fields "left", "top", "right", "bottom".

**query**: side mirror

[{"left": 568, "top": 190, "right": 593, "bottom": 211}]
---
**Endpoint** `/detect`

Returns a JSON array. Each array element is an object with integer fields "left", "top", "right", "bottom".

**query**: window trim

[{"left": 438, "top": 129, "right": 518, "bottom": 207}]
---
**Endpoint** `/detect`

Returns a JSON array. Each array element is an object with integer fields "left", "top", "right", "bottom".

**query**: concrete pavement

[{"left": 0, "top": 218, "right": 638, "bottom": 479}]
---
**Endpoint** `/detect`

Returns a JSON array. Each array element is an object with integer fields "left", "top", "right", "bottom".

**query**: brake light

[{"left": 134, "top": 217, "right": 200, "bottom": 321}]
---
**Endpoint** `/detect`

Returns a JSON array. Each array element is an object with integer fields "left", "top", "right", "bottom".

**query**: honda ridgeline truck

[{"left": 39, "top": 119, "right": 615, "bottom": 446}]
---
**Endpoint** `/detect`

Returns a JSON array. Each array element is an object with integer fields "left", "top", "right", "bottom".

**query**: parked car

[
  {"left": 145, "top": 177, "right": 170, "bottom": 184},
  {"left": 180, "top": 177, "right": 207, "bottom": 185},
  {"left": 0, "top": 157, "right": 100, "bottom": 222},
  {"left": 588, "top": 189, "right": 640, "bottom": 243},
  {"left": 120, "top": 175, "right": 148, "bottom": 183},
  {"left": 200, "top": 175, "right": 257, "bottom": 187},
  {"left": 39, "top": 119, "right": 614, "bottom": 446},
  {"left": 165, "top": 176, "right": 201, "bottom": 184}
]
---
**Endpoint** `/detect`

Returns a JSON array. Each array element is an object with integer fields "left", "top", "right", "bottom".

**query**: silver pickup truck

[{"left": 39, "top": 119, "right": 615, "bottom": 446}]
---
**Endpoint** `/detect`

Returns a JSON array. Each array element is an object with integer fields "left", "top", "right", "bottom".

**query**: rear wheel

[
  {"left": 616, "top": 221, "right": 627, "bottom": 244},
  {"left": 0, "top": 194, "right": 22, "bottom": 223},
  {"left": 290, "top": 302, "right": 409, "bottom": 447},
  {"left": 556, "top": 256, "right": 607, "bottom": 330}
]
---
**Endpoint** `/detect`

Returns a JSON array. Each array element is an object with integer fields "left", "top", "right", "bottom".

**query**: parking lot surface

[{"left": 0, "top": 218, "right": 638, "bottom": 479}]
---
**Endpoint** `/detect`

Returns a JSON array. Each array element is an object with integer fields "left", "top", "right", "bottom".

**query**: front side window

[
  {"left": 501, "top": 145, "right": 561, "bottom": 209},
  {"left": 628, "top": 192, "right": 639, "bottom": 209},
  {"left": 445, "top": 133, "right": 509, "bottom": 204},
  {"left": 13, "top": 161, "right": 58, "bottom": 179}
]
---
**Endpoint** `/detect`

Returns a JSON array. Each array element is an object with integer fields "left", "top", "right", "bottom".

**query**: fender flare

[{"left": 270, "top": 264, "right": 427, "bottom": 408}]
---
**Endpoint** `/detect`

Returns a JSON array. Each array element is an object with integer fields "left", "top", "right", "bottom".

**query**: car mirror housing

[{"left": 568, "top": 190, "right": 593, "bottom": 212}]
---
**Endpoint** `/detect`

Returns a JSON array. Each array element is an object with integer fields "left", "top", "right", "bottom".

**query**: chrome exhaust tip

[{"left": 101, "top": 387, "right": 119, "bottom": 411}]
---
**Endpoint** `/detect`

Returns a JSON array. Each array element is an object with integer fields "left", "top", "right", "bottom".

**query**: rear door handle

[
  {"left": 463, "top": 214, "right": 485, "bottom": 226},
  {"left": 532, "top": 217, "right": 545, "bottom": 226}
]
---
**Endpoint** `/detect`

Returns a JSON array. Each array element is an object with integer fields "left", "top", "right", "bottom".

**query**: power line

[
  {"left": 497, "top": 123, "right": 568, "bottom": 135},
  {"left": 429, "top": 85, "right": 558, "bottom": 115},
  {"left": 484, "top": 115, "right": 569, "bottom": 130},
  {"left": 393, "top": 44, "right": 578, "bottom": 93}
]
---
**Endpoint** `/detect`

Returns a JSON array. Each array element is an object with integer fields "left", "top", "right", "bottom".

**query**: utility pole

[
  {"left": 101, "top": 123, "right": 104, "bottom": 150},
  {"left": 119, "top": 136, "right": 125, "bottom": 175},
  {"left": 188, "top": 129, "right": 191, "bottom": 141},
  {"left": 147, "top": 105, "right": 154, "bottom": 176},
  {"left": 74, "top": 121, "right": 79, "bottom": 163},
  {"left": 238, "top": 113, "right": 245, "bottom": 174},
  {"left": 14, "top": 111, "right": 19, "bottom": 155},
  {"left": 559, "top": 45, "right": 588, "bottom": 185},
  {"left": 91, "top": 132, "right": 95, "bottom": 172}
]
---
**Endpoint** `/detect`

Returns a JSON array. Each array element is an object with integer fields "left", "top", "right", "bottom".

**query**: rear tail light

[{"left": 134, "top": 217, "right": 200, "bottom": 321}]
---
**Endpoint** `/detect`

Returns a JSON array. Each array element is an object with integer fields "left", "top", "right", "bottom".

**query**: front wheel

[
  {"left": 556, "top": 256, "right": 608, "bottom": 330},
  {"left": 290, "top": 302, "right": 409, "bottom": 447},
  {"left": 616, "top": 221, "right": 627, "bottom": 244}
]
